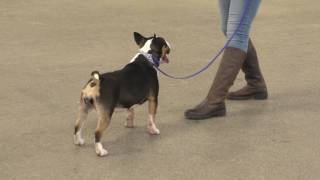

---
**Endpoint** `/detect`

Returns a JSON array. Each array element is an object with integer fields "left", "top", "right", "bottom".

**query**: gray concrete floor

[{"left": 1, "top": 0, "right": 320, "bottom": 179}]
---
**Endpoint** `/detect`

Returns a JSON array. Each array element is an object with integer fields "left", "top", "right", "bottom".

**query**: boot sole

[
  {"left": 227, "top": 92, "right": 268, "bottom": 100},
  {"left": 185, "top": 109, "right": 226, "bottom": 120}
]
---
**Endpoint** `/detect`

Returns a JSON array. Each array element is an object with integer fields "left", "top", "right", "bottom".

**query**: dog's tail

[
  {"left": 80, "top": 71, "right": 101, "bottom": 106},
  {"left": 91, "top": 71, "right": 101, "bottom": 82}
]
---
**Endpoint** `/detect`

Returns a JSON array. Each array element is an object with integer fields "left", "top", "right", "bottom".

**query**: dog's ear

[{"left": 134, "top": 32, "right": 146, "bottom": 47}]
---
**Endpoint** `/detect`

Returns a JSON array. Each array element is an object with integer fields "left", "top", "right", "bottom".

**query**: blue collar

[{"left": 139, "top": 50, "right": 160, "bottom": 67}]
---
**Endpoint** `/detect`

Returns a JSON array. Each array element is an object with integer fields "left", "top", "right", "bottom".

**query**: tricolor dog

[{"left": 74, "top": 32, "right": 171, "bottom": 156}]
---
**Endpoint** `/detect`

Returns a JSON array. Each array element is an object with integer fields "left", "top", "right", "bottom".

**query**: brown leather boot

[
  {"left": 185, "top": 47, "right": 246, "bottom": 120},
  {"left": 227, "top": 39, "right": 268, "bottom": 100}
]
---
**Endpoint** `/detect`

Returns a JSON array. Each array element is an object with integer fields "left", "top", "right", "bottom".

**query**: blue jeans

[{"left": 219, "top": 0, "right": 261, "bottom": 52}]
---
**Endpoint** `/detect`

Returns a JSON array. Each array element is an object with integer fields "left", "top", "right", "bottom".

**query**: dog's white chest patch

[{"left": 130, "top": 53, "right": 140, "bottom": 63}]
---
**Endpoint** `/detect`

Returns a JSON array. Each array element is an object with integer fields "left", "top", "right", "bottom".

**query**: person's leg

[
  {"left": 226, "top": 0, "right": 261, "bottom": 52},
  {"left": 225, "top": 0, "right": 267, "bottom": 100},
  {"left": 185, "top": 47, "right": 246, "bottom": 119},
  {"left": 227, "top": 39, "right": 268, "bottom": 100},
  {"left": 185, "top": 0, "right": 261, "bottom": 120},
  {"left": 185, "top": 0, "right": 230, "bottom": 112},
  {"left": 218, "top": 0, "right": 230, "bottom": 36}
]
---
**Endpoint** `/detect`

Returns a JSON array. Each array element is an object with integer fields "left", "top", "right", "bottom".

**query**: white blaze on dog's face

[
  {"left": 133, "top": 32, "right": 171, "bottom": 64},
  {"left": 140, "top": 39, "right": 152, "bottom": 54}
]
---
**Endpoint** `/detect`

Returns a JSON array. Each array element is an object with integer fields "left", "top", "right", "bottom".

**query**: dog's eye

[{"left": 164, "top": 45, "right": 170, "bottom": 54}]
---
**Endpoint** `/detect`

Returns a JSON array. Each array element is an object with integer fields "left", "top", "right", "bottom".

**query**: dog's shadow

[
  {"left": 96, "top": 112, "right": 229, "bottom": 157},
  {"left": 78, "top": 87, "right": 319, "bottom": 158},
  {"left": 100, "top": 101, "right": 270, "bottom": 158}
]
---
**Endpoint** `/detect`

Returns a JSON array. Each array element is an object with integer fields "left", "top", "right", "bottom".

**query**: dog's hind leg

[
  {"left": 125, "top": 108, "right": 135, "bottom": 128},
  {"left": 147, "top": 96, "right": 160, "bottom": 135},
  {"left": 74, "top": 100, "right": 91, "bottom": 146},
  {"left": 94, "top": 106, "right": 113, "bottom": 156}
]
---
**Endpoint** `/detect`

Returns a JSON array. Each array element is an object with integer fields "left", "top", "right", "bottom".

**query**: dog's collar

[{"left": 139, "top": 50, "right": 160, "bottom": 67}]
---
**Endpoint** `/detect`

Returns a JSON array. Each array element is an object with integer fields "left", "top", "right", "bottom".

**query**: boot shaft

[
  {"left": 242, "top": 39, "right": 266, "bottom": 88},
  {"left": 207, "top": 47, "right": 247, "bottom": 103}
]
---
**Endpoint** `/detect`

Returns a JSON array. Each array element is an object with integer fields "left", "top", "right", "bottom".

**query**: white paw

[
  {"left": 148, "top": 126, "right": 160, "bottom": 135},
  {"left": 95, "top": 143, "right": 108, "bottom": 156},
  {"left": 74, "top": 134, "right": 85, "bottom": 146},
  {"left": 125, "top": 121, "right": 134, "bottom": 128}
]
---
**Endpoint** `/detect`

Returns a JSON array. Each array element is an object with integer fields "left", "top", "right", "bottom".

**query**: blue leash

[{"left": 153, "top": 0, "right": 250, "bottom": 79}]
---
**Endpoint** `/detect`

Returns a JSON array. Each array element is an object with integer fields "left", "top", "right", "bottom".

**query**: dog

[{"left": 73, "top": 32, "right": 171, "bottom": 156}]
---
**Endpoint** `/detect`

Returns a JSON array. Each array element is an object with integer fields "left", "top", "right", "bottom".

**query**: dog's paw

[
  {"left": 124, "top": 121, "right": 134, "bottom": 128},
  {"left": 148, "top": 126, "right": 160, "bottom": 135},
  {"left": 95, "top": 143, "right": 108, "bottom": 157},
  {"left": 74, "top": 134, "right": 85, "bottom": 146}
]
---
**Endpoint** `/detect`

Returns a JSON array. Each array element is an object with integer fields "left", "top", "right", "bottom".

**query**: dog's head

[{"left": 134, "top": 32, "right": 171, "bottom": 64}]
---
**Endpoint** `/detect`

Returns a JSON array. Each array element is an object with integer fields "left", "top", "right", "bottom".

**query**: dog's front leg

[
  {"left": 125, "top": 108, "right": 135, "bottom": 128},
  {"left": 147, "top": 97, "right": 160, "bottom": 135},
  {"left": 95, "top": 107, "right": 112, "bottom": 157}
]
